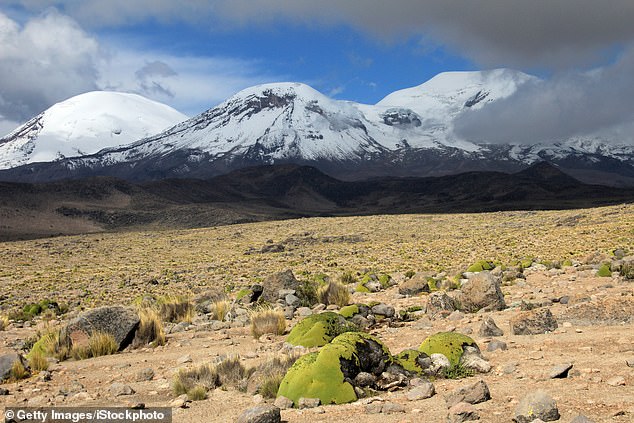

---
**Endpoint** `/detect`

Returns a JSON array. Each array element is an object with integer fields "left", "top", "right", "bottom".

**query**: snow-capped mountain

[
  {"left": 0, "top": 91, "right": 187, "bottom": 169},
  {"left": 0, "top": 70, "right": 632, "bottom": 186}
]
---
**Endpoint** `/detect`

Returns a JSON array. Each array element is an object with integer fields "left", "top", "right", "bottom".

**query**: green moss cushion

[
  {"left": 418, "top": 332, "right": 478, "bottom": 367},
  {"left": 286, "top": 312, "right": 358, "bottom": 348}
]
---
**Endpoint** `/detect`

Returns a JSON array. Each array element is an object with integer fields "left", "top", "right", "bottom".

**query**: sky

[{"left": 2, "top": 1, "right": 634, "bottom": 144}]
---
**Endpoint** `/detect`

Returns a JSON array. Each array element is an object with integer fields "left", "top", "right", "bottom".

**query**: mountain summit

[
  {"left": 0, "top": 91, "right": 187, "bottom": 169},
  {"left": 0, "top": 70, "right": 632, "bottom": 186}
]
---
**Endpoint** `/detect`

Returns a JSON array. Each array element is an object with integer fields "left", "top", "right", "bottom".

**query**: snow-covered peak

[
  {"left": 378, "top": 69, "right": 535, "bottom": 118},
  {"left": 0, "top": 91, "right": 187, "bottom": 169},
  {"left": 229, "top": 82, "right": 330, "bottom": 103}
]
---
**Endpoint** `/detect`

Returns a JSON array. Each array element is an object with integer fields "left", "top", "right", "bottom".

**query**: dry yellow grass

[{"left": 0, "top": 204, "right": 632, "bottom": 311}]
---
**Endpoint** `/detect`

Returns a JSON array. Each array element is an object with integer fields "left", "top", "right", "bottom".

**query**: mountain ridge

[{"left": 1, "top": 70, "right": 633, "bottom": 186}]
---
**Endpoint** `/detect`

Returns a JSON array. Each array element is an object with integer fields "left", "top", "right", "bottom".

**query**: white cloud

[
  {"left": 0, "top": 9, "right": 100, "bottom": 122},
  {"left": 0, "top": 9, "right": 282, "bottom": 134}
]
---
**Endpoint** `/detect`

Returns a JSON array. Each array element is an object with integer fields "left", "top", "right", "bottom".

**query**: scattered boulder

[
  {"left": 273, "top": 396, "right": 293, "bottom": 410},
  {"left": 426, "top": 292, "right": 457, "bottom": 318},
  {"left": 478, "top": 316, "right": 504, "bottom": 337},
  {"left": 136, "top": 368, "right": 155, "bottom": 382},
  {"left": 457, "top": 272, "right": 506, "bottom": 313},
  {"left": 260, "top": 270, "right": 301, "bottom": 304},
  {"left": 510, "top": 308, "right": 558, "bottom": 335},
  {"left": 486, "top": 340, "right": 507, "bottom": 352},
  {"left": 60, "top": 306, "right": 140, "bottom": 350},
  {"left": 513, "top": 390, "right": 560, "bottom": 423},
  {"left": 399, "top": 272, "right": 433, "bottom": 296},
  {"left": 0, "top": 353, "right": 28, "bottom": 381},
  {"left": 109, "top": 383, "right": 135, "bottom": 397},
  {"left": 371, "top": 303, "right": 395, "bottom": 318},
  {"left": 286, "top": 312, "right": 358, "bottom": 348},
  {"left": 298, "top": 397, "right": 320, "bottom": 409},
  {"left": 406, "top": 381, "right": 435, "bottom": 401},
  {"left": 444, "top": 379, "right": 491, "bottom": 408},
  {"left": 237, "top": 405, "right": 281, "bottom": 423},
  {"left": 447, "top": 402, "right": 481, "bottom": 423},
  {"left": 570, "top": 415, "right": 595, "bottom": 423},
  {"left": 549, "top": 363, "right": 573, "bottom": 379}
]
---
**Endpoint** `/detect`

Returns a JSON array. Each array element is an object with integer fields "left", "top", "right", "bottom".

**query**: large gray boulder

[
  {"left": 510, "top": 308, "right": 558, "bottom": 335},
  {"left": 513, "top": 390, "right": 560, "bottom": 422},
  {"left": 260, "top": 270, "right": 301, "bottom": 303},
  {"left": 457, "top": 271, "right": 506, "bottom": 313},
  {"left": 60, "top": 306, "right": 140, "bottom": 350},
  {"left": 237, "top": 405, "right": 281, "bottom": 423},
  {"left": 0, "top": 353, "right": 28, "bottom": 381}
]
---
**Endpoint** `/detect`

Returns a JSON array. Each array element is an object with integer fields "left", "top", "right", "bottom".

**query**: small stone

[
  {"left": 487, "top": 340, "right": 507, "bottom": 352},
  {"left": 406, "top": 382, "right": 435, "bottom": 401},
  {"left": 169, "top": 394, "right": 189, "bottom": 408},
  {"left": 430, "top": 353, "right": 452, "bottom": 375},
  {"left": 365, "top": 403, "right": 384, "bottom": 414},
  {"left": 253, "top": 394, "right": 264, "bottom": 404},
  {"left": 513, "top": 390, "right": 560, "bottom": 422},
  {"left": 371, "top": 303, "right": 395, "bottom": 318},
  {"left": 626, "top": 358, "right": 634, "bottom": 368},
  {"left": 381, "top": 402, "right": 406, "bottom": 414},
  {"left": 176, "top": 355, "right": 192, "bottom": 364},
  {"left": 273, "top": 396, "right": 293, "bottom": 409},
  {"left": 296, "top": 307, "right": 312, "bottom": 317},
  {"left": 298, "top": 397, "right": 320, "bottom": 409},
  {"left": 444, "top": 380, "right": 491, "bottom": 408},
  {"left": 136, "top": 367, "right": 155, "bottom": 382},
  {"left": 285, "top": 294, "right": 300, "bottom": 307},
  {"left": 354, "top": 372, "right": 377, "bottom": 388},
  {"left": 606, "top": 376, "right": 626, "bottom": 386},
  {"left": 447, "top": 402, "right": 481, "bottom": 423},
  {"left": 109, "top": 383, "right": 135, "bottom": 397},
  {"left": 570, "top": 415, "right": 596, "bottom": 423},
  {"left": 460, "top": 349, "right": 491, "bottom": 374},
  {"left": 549, "top": 363, "right": 573, "bottom": 379},
  {"left": 37, "top": 371, "right": 52, "bottom": 382},
  {"left": 0, "top": 388, "right": 9, "bottom": 395},
  {"left": 478, "top": 316, "right": 504, "bottom": 337},
  {"left": 510, "top": 308, "right": 558, "bottom": 335},
  {"left": 236, "top": 405, "right": 281, "bottom": 423}
]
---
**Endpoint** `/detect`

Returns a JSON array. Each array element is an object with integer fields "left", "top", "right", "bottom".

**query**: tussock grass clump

[
  {"left": 28, "top": 349, "right": 49, "bottom": 372},
  {"left": 172, "top": 364, "right": 219, "bottom": 400},
  {"left": 441, "top": 363, "right": 475, "bottom": 380},
  {"left": 29, "top": 328, "right": 70, "bottom": 362},
  {"left": 216, "top": 356, "right": 252, "bottom": 390},
  {"left": 209, "top": 299, "right": 230, "bottom": 321},
  {"left": 10, "top": 360, "right": 29, "bottom": 381},
  {"left": 0, "top": 315, "right": 8, "bottom": 331},
  {"left": 339, "top": 271, "right": 357, "bottom": 285},
  {"left": 317, "top": 281, "right": 350, "bottom": 308},
  {"left": 249, "top": 355, "right": 299, "bottom": 399},
  {"left": 133, "top": 308, "right": 166, "bottom": 348},
  {"left": 70, "top": 332, "right": 118, "bottom": 360},
  {"left": 250, "top": 308, "right": 286, "bottom": 339},
  {"left": 158, "top": 296, "right": 194, "bottom": 323}
]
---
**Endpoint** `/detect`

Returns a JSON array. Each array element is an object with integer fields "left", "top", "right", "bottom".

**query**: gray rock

[
  {"left": 136, "top": 367, "right": 155, "bottom": 382},
  {"left": 487, "top": 340, "right": 507, "bottom": 352},
  {"left": 177, "top": 355, "right": 192, "bottom": 364},
  {"left": 399, "top": 272, "right": 433, "bottom": 296},
  {"left": 447, "top": 402, "right": 480, "bottom": 422},
  {"left": 285, "top": 294, "right": 300, "bottom": 307},
  {"left": 444, "top": 380, "right": 491, "bottom": 408},
  {"left": 109, "top": 383, "right": 135, "bottom": 396},
  {"left": 260, "top": 270, "right": 300, "bottom": 304},
  {"left": 626, "top": 358, "right": 634, "bottom": 368},
  {"left": 295, "top": 307, "right": 313, "bottom": 317},
  {"left": 430, "top": 353, "right": 452, "bottom": 375},
  {"left": 460, "top": 348, "right": 491, "bottom": 374},
  {"left": 0, "top": 353, "right": 28, "bottom": 382},
  {"left": 426, "top": 292, "right": 457, "bottom": 317},
  {"left": 273, "top": 396, "right": 293, "bottom": 410},
  {"left": 237, "top": 405, "right": 281, "bottom": 423},
  {"left": 278, "top": 289, "right": 296, "bottom": 300},
  {"left": 570, "top": 415, "right": 595, "bottom": 423},
  {"left": 606, "top": 376, "right": 626, "bottom": 386},
  {"left": 298, "top": 397, "right": 321, "bottom": 409},
  {"left": 381, "top": 402, "right": 406, "bottom": 414},
  {"left": 37, "top": 371, "right": 52, "bottom": 382},
  {"left": 371, "top": 303, "right": 395, "bottom": 318},
  {"left": 60, "top": 306, "right": 140, "bottom": 350},
  {"left": 513, "top": 390, "right": 560, "bottom": 422},
  {"left": 549, "top": 363, "right": 573, "bottom": 379},
  {"left": 0, "top": 387, "right": 8, "bottom": 395},
  {"left": 170, "top": 321, "right": 191, "bottom": 333},
  {"left": 479, "top": 316, "right": 504, "bottom": 337},
  {"left": 510, "top": 308, "right": 558, "bottom": 335},
  {"left": 365, "top": 403, "right": 384, "bottom": 414},
  {"left": 406, "top": 382, "right": 435, "bottom": 401},
  {"left": 457, "top": 272, "right": 506, "bottom": 313},
  {"left": 354, "top": 372, "right": 377, "bottom": 388}
]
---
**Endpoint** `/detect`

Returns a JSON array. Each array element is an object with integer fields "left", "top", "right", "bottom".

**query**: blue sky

[{"left": 2, "top": 1, "right": 634, "bottom": 143}]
